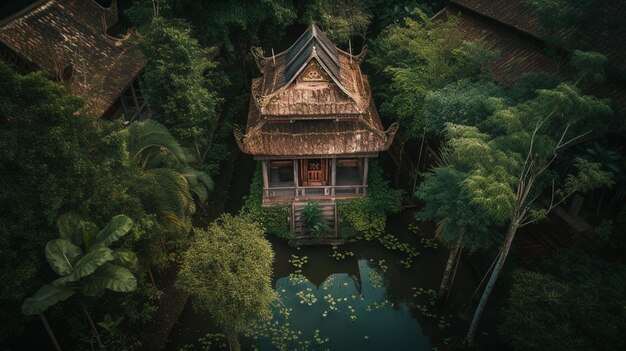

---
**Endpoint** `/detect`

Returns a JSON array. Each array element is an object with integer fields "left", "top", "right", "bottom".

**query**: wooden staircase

[{"left": 290, "top": 201, "right": 342, "bottom": 245}]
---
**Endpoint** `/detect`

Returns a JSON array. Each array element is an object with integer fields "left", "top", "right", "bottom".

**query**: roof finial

[{"left": 271, "top": 47, "right": 275, "bottom": 64}]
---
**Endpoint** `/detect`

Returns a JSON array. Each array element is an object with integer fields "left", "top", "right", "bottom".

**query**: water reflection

[{"left": 259, "top": 259, "right": 432, "bottom": 350}]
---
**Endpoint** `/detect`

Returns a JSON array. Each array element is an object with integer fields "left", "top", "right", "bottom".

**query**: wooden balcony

[
  {"left": 260, "top": 157, "right": 369, "bottom": 206},
  {"left": 262, "top": 184, "right": 367, "bottom": 206}
]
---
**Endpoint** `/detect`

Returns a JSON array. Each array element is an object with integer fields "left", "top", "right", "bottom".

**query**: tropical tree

[
  {"left": 22, "top": 213, "right": 138, "bottom": 349},
  {"left": 416, "top": 124, "right": 513, "bottom": 304},
  {"left": 368, "top": 9, "right": 485, "bottom": 138},
  {"left": 138, "top": 16, "right": 221, "bottom": 164},
  {"left": 176, "top": 214, "right": 276, "bottom": 351},
  {"left": 463, "top": 83, "right": 614, "bottom": 344},
  {"left": 0, "top": 62, "right": 123, "bottom": 343},
  {"left": 127, "top": 120, "right": 213, "bottom": 229},
  {"left": 421, "top": 80, "right": 506, "bottom": 137}
]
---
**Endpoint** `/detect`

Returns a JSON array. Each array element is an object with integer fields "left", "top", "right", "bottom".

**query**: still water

[
  {"left": 166, "top": 210, "right": 479, "bottom": 350},
  {"left": 256, "top": 258, "right": 432, "bottom": 350}
]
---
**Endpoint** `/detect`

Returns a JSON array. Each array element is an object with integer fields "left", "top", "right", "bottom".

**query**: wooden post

[
  {"left": 331, "top": 157, "right": 337, "bottom": 196},
  {"left": 362, "top": 158, "right": 369, "bottom": 196},
  {"left": 129, "top": 80, "right": 140, "bottom": 120},
  {"left": 262, "top": 160, "right": 269, "bottom": 198},
  {"left": 120, "top": 96, "right": 129, "bottom": 121},
  {"left": 293, "top": 159, "right": 299, "bottom": 198}
]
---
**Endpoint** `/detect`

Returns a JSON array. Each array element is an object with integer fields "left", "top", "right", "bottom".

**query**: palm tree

[
  {"left": 128, "top": 120, "right": 213, "bottom": 229},
  {"left": 22, "top": 213, "right": 138, "bottom": 350}
]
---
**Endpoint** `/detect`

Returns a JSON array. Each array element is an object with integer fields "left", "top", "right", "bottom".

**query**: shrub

[
  {"left": 242, "top": 163, "right": 291, "bottom": 241},
  {"left": 338, "top": 160, "right": 404, "bottom": 239},
  {"left": 301, "top": 202, "right": 329, "bottom": 239}
]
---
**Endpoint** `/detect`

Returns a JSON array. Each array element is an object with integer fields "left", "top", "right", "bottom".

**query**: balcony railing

[{"left": 262, "top": 184, "right": 367, "bottom": 204}]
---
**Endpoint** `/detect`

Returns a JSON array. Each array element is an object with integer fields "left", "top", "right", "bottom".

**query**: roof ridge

[{"left": 0, "top": 0, "right": 51, "bottom": 28}]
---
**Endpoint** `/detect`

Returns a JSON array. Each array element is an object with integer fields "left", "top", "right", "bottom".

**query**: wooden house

[
  {"left": 0, "top": 0, "right": 149, "bottom": 121},
  {"left": 235, "top": 24, "right": 398, "bottom": 239}
]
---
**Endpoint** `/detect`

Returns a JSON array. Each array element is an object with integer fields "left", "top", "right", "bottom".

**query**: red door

[{"left": 300, "top": 159, "right": 328, "bottom": 186}]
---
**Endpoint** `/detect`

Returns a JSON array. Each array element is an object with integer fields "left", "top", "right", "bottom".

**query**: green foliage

[
  {"left": 422, "top": 80, "right": 506, "bottom": 136},
  {"left": 242, "top": 163, "right": 290, "bottom": 240},
  {"left": 569, "top": 50, "right": 608, "bottom": 86},
  {"left": 506, "top": 73, "right": 560, "bottom": 102},
  {"left": 564, "top": 158, "right": 614, "bottom": 194},
  {"left": 302, "top": 0, "right": 372, "bottom": 44},
  {"left": 417, "top": 80, "right": 613, "bottom": 256},
  {"left": 138, "top": 17, "right": 220, "bottom": 148},
  {"left": 81, "top": 263, "right": 138, "bottom": 297},
  {"left": 369, "top": 9, "right": 487, "bottom": 137},
  {"left": 21, "top": 284, "right": 76, "bottom": 317},
  {"left": 0, "top": 55, "right": 212, "bottom": 345},
  {"left": 160, "top": 0, "right": 297, "bottom": 58},
  {"left": 373, "top": 0, "right": 445, "bottom": 28},
  {"left": 339, "top": 160, "right": 403, "bottom": 239},
  {"left": 416, "top": 166, "right": 505, "bottom": 252},
  {"left": 0, "top": 63, "right": 146, "bottom": 340},
  {"left": 501, "top": 252, "right": 626, "bottom": 351},
  {"left": 301, "top": 202, "right": 330, "bottom": 239},
  {"left": 526, "top": 0, "right": 624, "bottom": 57},
  {"left": 176, "top": 214, "right": 277, "bottom": 338},
  {"left": 93, "top": 215, "right": 136, "bottom": 249},
  {"left": 127, "top": 120, "right": 213, "bottom": 229},
  {"left": 22, "top": 214, "right": 138, "bottom": 315}
]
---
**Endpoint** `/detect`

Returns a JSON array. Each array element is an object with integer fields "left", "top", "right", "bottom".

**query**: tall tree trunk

[
  {"left": 465, "top": 220, "right": 520, "bottom": 346},
  {"left": 437, "top": 234, "right": 463, "bottom": 306},
  {"left": 412, "top": 128, "right": 427, "bottom": 195},
  {"left": 40, "top": 313, "right": 62, "bottom": 351},
  {"left": 147, "top": 265, "right": 160, "bottom": 299},
  {"left": 80, "top": 300, "right": 103, "bottom": 349},
  {"left": 226, "top": 329, "right": 240, "bottom": 351}
]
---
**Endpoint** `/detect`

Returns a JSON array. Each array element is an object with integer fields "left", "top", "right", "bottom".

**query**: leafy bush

[
  {"left": 338, "top": 160, "right": 404, "bottom": 240},
  {"left": 301, "top": 202, "right": 329, "bottom": 239},
  {"left": 242, "top": 163, "right": 291, "bottom": 241},
  {"left": 500, "top": 225, "right": 626, "bottom": 351}
]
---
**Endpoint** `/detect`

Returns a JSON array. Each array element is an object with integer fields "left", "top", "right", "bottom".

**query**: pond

[
  {"left": 166, "top": 210, "right": 480, "bottom": 351},
  {"left": 257, "top": 258, "right": 432, "bottom": 350}
]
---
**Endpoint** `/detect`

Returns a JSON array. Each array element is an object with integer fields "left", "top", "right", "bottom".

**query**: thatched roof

[
  {"left": 236, "top": 97, "right": 397, "bottom": 158},
  {"left": 440, "top": 2, "right": 626, "bottom": 116},
  {"left": 449, "top": 0, "right": 626, "bottom": 72},
  {"left": 250, "top": 24, "right": 370, "bottom": 117},
  {"left": 0, "top": 0, "right": 146, "bottom": 117},
  {"left": 237, "top": 24, "right": 396, "bottom": 158},
  {"left": 435, "top": 9, "right": 562, "bottom": 86}
]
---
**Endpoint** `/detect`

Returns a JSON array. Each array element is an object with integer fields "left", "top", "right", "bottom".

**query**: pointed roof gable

[
  {"left": 250, "top": 24, "right": 373, "bottom": 117},
  {"left": 284, "top": 24, "right": 340, "bottom": 84},
  {"left": 236, "top": 24, "right": 398, "bottom": 157}
]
